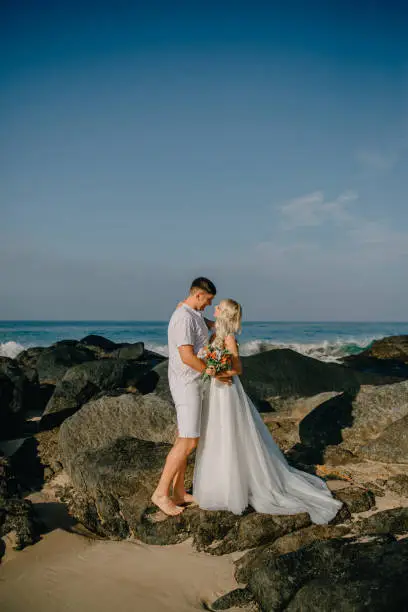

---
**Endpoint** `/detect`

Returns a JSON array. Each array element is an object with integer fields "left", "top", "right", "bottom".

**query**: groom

[{"left": 151, "top": 277, "right": 226, "bottom": 516}]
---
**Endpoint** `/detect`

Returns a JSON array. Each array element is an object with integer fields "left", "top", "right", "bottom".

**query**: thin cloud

[{"left": 279, "top": 190, "right": 357, "bottom": 229}]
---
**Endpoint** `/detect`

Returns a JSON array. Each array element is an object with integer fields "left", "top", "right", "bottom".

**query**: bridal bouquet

[{"left": 198, "top": 345, "right": 233, "bottom": 380}]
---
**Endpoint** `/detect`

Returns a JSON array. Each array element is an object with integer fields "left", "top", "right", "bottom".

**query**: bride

[{"left": 193, "top": 299, "right": 343, "bottom": 525}]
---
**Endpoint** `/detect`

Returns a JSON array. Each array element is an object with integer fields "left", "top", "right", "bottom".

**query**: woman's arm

[{"left": 221, "top": 334, "right": 242, "bottom": 376}]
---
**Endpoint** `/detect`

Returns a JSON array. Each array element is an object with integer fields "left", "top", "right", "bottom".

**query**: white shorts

[{"left": 170, "top": 380, "right": 204, "bottom": 438}]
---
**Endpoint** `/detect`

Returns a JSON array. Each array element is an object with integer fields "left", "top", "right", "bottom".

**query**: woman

[{"left": 193, "top": 299, "right": 342, "bottom": 524}]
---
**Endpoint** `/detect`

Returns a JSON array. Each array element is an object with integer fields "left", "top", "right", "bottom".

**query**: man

[{"left": 151, "top": 277, "right": 227, "bottom": 516}]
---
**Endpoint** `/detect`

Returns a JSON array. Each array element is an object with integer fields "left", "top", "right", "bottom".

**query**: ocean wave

[
  {"left": 0, "top": 337, "right": 375, "bottom": 363},
  {"left": 146, "top": 337, "right": 375, "bottom": 362},
  {"left": 238, "top": 338, "right": 374, "bottom": 362},
  {"left": 0, "top": 341, "right": 26, "bottom": 359}
]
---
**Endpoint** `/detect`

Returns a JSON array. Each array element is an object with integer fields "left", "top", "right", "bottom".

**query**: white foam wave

[
  {"left": 145, "top": 343, "right": 169, "bottom": 357},
  {"left": 0, "top": 341, "right": 26, "bottom": 359},
  {"left": 239, "top": 337, "right": 374, "bottom": 362},
  {"left": 0, "top": 337, "right": 376, "bottom": 364}
]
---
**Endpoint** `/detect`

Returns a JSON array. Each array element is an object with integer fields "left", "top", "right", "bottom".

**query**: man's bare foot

[
  {"left": 172, "top": 492, "right": 197, "bottom": 506},
  {"left": 151, "top": 492, "right": 184, "bottom": 516}
]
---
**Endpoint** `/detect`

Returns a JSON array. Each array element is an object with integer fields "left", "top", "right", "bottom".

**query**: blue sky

[{"left": 1, "top": 1, "right": 407, "bottom": 320}]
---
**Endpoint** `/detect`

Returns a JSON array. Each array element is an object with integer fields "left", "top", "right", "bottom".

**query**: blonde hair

[{"left": 213, "top": 299, "right": 242, "bottom": 349}]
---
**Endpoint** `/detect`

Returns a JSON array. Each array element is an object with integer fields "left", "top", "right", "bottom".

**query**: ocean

[{"left": 1, "top": 320, "right": 408, "bottom": 363}]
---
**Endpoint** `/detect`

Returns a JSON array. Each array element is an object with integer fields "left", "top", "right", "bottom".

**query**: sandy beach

[
  {"left": 0, "top": 478, "right": 243, "bottom": 612},
  {"left": 0, "top": 533, "right": 243, "bottom": 612}
]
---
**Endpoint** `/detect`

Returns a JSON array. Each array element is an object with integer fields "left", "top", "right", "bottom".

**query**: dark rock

[
  {"left": 298, "top": 393, "right": 354, "bottom": 461},
  {"left": 242, "top": 535, "right": 407, "bottom": 612},
  {"left": 235, "top": 523, "right": 350, "bottom": 583},
  {"left": 333, "top": 487, "right": 375, "bottom": 513},
  {"left": 16, "top": 347, "right": 46, "bottom": 383},
  {"left": 41, "top": 359, "right": 151, "bottom": 427},
  {"left": 0, "top": 357, "right": 30, "bottom": 412},
  {"left": 136, "top": 360, "right": 173, "bottom": 403},
  {"left": 299, "top": 380, "right": 408, "bottom": 462},
  {"left": 321, "top": 445, "right": 358, "bottom": 466},
  {"left": 34, "top": 340, "right": 97, "bottom": 385},
  {"left": 207, "top": 512, "right": 311, "bottom": 556},
  {"left": 80, "top": 334, "right": 118, "bottom": 354},
  {"left": 343, "top": 334, "right": 408, "bottom": 376},
  {"left": 35, "top": 427, "right": 63, "bottom": 480},
  {"left": 61, "top": 435, "right": 317, "bottom": 552},
  {"left": 361, "top": 481, "right": 387, "bottom": 498},
  {"left": 211, "top": 588, "right": 255, "bottom": 610},
  {"left": 359, "top": 414, "right": 408, "bottom": 464},
  {"left": 386, "top": 474, "right": 408, "bottom": 496},
  {"left": 354, "top": 507, "right": 408, "bottom": 536},
  {"left": 6, "top": 437, "right": 44, "bottom": 491},
  {"left": 0, "top": 372, "right": 20, "bottom": 439},
  {"left": 109, "top": 343, "right": 144, "bottom": 360},
  {"left": 59, "top": 391, "right": 177, "bottom": 480},
  {"left": 239, "top": 349, "right": 385, "bottom": 409},
  {"left": 0, "top": 453, "right": 40, "bottom": 555}
]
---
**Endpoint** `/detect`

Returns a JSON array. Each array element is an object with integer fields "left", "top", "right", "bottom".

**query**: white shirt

[{"left": 168, "top": 303, "right": 209, "bottom": 388}]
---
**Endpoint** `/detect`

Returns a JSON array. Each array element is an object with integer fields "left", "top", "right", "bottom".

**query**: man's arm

[
  {"left": 203, "top": 317, "right": 215, "bottom": 330},
  {"left": 178, "top": 345, "right": 207, "bottom": 374}
]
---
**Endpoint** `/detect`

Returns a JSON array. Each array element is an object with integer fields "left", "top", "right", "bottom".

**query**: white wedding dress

[{"left": 193, "top": 377, "right": 343, "bottom": 524}]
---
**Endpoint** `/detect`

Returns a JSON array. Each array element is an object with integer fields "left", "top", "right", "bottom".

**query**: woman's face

[{"left": 214, "top": 303, "right": 222, "bottom": 318}]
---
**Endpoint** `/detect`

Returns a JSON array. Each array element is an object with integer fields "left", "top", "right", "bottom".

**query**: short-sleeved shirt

[{"left": 168, "top": 303, "right": 208, "bottom": 389}]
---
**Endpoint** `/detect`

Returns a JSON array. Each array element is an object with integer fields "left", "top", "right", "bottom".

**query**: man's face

[{"left": 196, "top": 291, "right": 214, "bottom": 311}]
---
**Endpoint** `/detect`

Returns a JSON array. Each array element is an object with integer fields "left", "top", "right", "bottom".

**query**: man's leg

[
  {"left": 172, "top": 455, "right": 196, "bottom": 505},
  {"left": 151, "top": 437, "right": 198, "bottom": 515}
]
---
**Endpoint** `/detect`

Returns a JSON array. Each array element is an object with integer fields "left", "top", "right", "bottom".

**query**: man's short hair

[{"left": 190, "top": 277, "right": 217, "bottom": 296}]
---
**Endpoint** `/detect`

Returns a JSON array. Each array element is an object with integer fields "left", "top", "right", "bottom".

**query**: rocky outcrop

[
  {"left": 0, "top": 453, "right": 40, "bottom": 556},
  {"left": 30, "top": 340, "right": 97, "bottom": 385},
  {"left": 359, "top": 414, "right": 408, "bottom": 464},
  {"left": 239, "top": 349, "right": 388, "bottom": 411},
  {"left": 333, "top": 486, "right": 375, "bottom": 514},
  {"left": 298, "top": 380, "right": 408, "bottom": 462},
  {"left": 0, "top": 358, "right": 31, "bottom": 439},
  {"left": 59, "top": 390, "right": 177, "bottom": 480},
  {"left": 41, "top": 359, "right": 152, "bottom": 428},
  {"left": 231, "top": 535, "right": 408, "bottom": 612},
  {"left": 343, "top": 335, "right": 408, "bottom": 377}
]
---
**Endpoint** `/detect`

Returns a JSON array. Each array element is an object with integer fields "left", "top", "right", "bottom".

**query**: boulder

[
  {"left": 235, "top": 523, "right": 350, "bottom": 583},
  {"left": 79, "top": 334, "right": 119, "bottom": 355},
  {"left": 0, "top": 453, "right": 40, "bottom": 555},
  {"left": 61, "top": 435, "right": 323, "bottom": 551},
  {"left": 16, "top": 347, "right": 46, "bottom": 383},
  {"left": 359, "top": 414, "right": 408, "bottom": 464},
  {"left": 0, "top": 373, "right": 19, "bottom": 439},
  {"left": 299, "top": 380, "right": 408, "bottom": 460},
  {"left": 136, "top": 360, "right": 172, "bottom": 403},
  {"left": 239, "top": 349, "right": 381, "bottom": 410},
  {"left": 35, "top": 427, "right": 63, "bottom": 480},
  {"left": 206, "top": 512, "right": 311, "bottom": 556},
  {"left": 353, "top": 507, "right": 408, "bottom": 536},
  {"left": 386, "top": 474, "right": 408, "bottom": 496},
  {"left": 108, "top": 342, "right": 144, "bottom": 360},
  {"left": 333, "top": 486, "right": 375, "bottom": 513},
  {"left": 239, "top": 535, "right": 408, "bottom": 612},
  {"left": 41, "top": 358, "right": 151, "bottom": 427},
  {"left": 0, "top": 357, "right": 30, "bottom": 413},
  {"left": 0, "top": 358, "right": 32, "bottom": 439},
  {"left": 59, "top": 390, "right": 177, "bottom": 480},
  {"left": 34, "top": 340, "right": 97, "bottom": 384},
  {"left": 343, "top": 335, "right": 408, "bottom": 377}
]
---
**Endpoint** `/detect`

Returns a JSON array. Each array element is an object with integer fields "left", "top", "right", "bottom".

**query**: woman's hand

[{"left": 206, "top": 366, "right": 217, "bottom": 377}]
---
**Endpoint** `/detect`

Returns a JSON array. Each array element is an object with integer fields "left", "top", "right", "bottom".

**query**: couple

[{"left": 151, "top": 277, "right": 342, "bottom": 523}]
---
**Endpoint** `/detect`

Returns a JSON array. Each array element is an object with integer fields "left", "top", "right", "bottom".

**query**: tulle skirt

[{"left": 193, "top": 377, "right": 342, "bottom": 524}]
